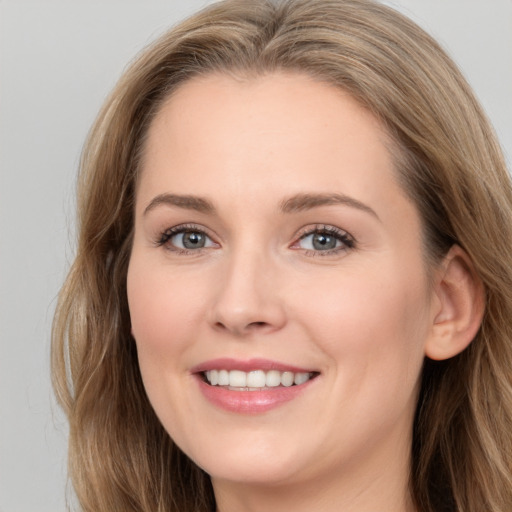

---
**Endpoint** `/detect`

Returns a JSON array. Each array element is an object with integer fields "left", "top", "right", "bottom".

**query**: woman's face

[{"left": 127, "top": 73, "right": 437, "bottom": 491}]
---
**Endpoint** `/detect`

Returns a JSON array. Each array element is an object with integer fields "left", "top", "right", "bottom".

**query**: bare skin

[{"left": 127, "top": 72, "right": 483, "bottom": 512}]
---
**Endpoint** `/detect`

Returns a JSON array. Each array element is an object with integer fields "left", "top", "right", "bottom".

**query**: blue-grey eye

[
  {"left": 300, "top": 232, "right": 339, "bottom": 250},
  {"left": 313, "top": 233, "right": 337, "bottom": 250},
  {"left": 171, "top": 231, "right": 214, "bottom": 249},
  {"left": 297, "top": 228, "right": 353, "bottom": 252}
]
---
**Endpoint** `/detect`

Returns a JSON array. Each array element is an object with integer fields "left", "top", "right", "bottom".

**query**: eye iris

[
  {"left": 182, "top": 231, "right": 205, "bottom": 249},
  {"left": 312, "top": 233, "right": 337, "bottom": 250}
]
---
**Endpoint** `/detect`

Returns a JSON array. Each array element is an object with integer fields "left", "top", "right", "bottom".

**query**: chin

[
  {"left": 204, "top": 458, "right": 300, "bottom": 486},
  {"left": 184, "top": 435, "right": 309, "bottom": 486}
]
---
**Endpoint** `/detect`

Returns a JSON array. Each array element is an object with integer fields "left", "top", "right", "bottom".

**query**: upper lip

[{"left": 190, "top": 358, "right": 316, "bottom": 374}]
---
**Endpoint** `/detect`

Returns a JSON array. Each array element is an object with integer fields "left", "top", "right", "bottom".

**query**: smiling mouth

[{"left": 203, "top": 369, "right": 318, "bottom": 390}]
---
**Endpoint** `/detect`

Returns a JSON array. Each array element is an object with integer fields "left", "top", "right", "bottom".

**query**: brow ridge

[
  {"left": 280, "top": 193, "right": 379, "bottom": 219},
  {"left": 143, "top": 191, "right": 378, "bottom": 220},
  {"left": 144, "top": 193, "right": 215, "bottom": 215}
]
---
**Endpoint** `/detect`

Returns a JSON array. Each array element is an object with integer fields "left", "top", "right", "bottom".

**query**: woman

[{"left": 52, "top": 0, "right": 512, "bottom": 510}]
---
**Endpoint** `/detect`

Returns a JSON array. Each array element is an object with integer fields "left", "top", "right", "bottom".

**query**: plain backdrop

[{"left": 0, "top": 1, "right": 510, "bottom": 511}]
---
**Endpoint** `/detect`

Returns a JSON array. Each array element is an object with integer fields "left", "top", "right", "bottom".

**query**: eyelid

[
  {"left": 156, "top": 223, "right": 219, "bottom": 253},
  {"left": 294, "top": 223, "right": 352, "bottom": 239},
  {"left": 291, "top": 224, "right": 356, "bottom": 254}
]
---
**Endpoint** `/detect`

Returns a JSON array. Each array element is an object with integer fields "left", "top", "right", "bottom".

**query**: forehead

[{"left": 138, "top": 72, "right": 400, "bottom": 204}]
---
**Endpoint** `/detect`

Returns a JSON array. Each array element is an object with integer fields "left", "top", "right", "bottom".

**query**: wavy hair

[{"left": 52, "top": 0, "right": 512, "bottom": 510}]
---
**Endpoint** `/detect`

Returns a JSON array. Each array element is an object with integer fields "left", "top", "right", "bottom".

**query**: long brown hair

[{"left": 52, "top": 1, "right": 512, "bottom": 510}]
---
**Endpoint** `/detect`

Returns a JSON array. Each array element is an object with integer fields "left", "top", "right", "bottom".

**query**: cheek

[
  {"left": 304, "top": 264, "right": 427, "bottom": 340},
  {"left": 312, "top": 269, "right": 429, "bottom": 458},
  {"left": 127, "top": 255, "right": 209, "bottom": 364},
  {"left": 126, "top": 254, "right": 214, "bottom": 434},
  {"left": 298, "top": 260, "right": 430, "bottom": 395}
]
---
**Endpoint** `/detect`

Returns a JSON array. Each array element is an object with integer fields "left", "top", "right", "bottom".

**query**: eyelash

[
  {"left": 294, "top": 225, "right": 355, "bottom": 256},
  {"left": 156, "top": 224, "right": 216, "bottom": 255},
  {"left": 156, "top": 223, "right": 355, "bottom": 256}
]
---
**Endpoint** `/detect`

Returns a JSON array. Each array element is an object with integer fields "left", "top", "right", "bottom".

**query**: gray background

[{"left": 0, "top": 1, "right": 510, "bottom": 511}]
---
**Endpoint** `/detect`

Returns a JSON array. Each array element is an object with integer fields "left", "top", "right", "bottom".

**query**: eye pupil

[
  {"left": 182, "top": 231, "right": 205, "bottom": 249},
  {"left": 312, "top": 233, "right": 337, "bottom": 250}
]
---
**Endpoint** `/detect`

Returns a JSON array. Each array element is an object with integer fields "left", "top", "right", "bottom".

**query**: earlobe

[{"left": 425, "top": 245, "right": 485, "bottom": 361}]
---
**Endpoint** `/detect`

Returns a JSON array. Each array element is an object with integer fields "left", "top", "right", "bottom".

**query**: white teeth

[
  {"left": 218, "top": 369, "right": 229, "bottom": 385},
  {"left": 266, "top": 370, "right": 281, "bottom": 387},
  {"left": 294, "top": 372, "right": 310, "bottom": 385},
  {"left": 204, "top": 369, "right": 314, "bottom": 388},
  {"left": 229, "top": 370, "right": 247, "bottom": 387},
  {"left": 247, "top": 370, "right": 266, "bottom": 387},
  {"left": 281, "top": 371, "right": 294, "bottom": 387},
  {"left": 208, "top": 370, "right": 219, "bottom": 385}
]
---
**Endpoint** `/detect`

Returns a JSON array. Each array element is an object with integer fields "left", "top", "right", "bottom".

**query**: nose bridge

[{"left": 210, "top": 238, "right": 285, "bottom": 335}]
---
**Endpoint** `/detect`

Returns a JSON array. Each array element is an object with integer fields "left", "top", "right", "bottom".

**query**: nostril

[
  {"left": 248, "top": 321, "right": 268, "bottom": 329},
  {"left": 213, "top": 320, "right": 270, "bottom": 335}
]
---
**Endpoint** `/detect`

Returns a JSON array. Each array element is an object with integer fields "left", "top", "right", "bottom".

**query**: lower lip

[{"left": 196, "top": 376, "right": 315, "bottom": 414}]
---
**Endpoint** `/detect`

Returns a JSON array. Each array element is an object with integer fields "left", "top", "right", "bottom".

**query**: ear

[{"left": 425, "top": 245, "right": 485, "bottom": 361}]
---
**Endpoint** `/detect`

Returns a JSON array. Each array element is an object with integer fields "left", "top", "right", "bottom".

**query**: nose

[{"left": 209, "top": 248, "right": 287, "bottom": 337}]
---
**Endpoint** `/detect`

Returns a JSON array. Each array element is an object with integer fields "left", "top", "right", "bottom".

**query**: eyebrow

[
  {"left": 280, "top": 193, "right": 380, "bottom": 220},
  {"left": 143, "top": 191, "right": 379, "bottom": 220},
  {"left": 144, "top": 193, "right": 215, "bottom": 215}
]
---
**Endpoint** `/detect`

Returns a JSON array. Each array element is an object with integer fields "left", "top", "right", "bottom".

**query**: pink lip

[
  {"left": 191, "top": 358, "right": 318, "bottom": 415},
  {"left": 191, "top": 357, "right": 313, "bottom": 374}
]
